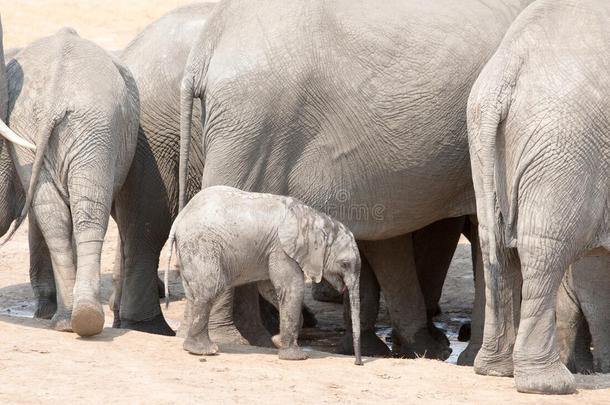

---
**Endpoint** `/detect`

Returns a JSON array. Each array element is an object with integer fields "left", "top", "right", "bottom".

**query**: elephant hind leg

[
  {"left": 182, "top": 257, "right": 224, "bottom": 355},
  {"left": 512, "top": 235, "right": 576, "bottom": 394},
  {"left": 556, "top": 273, "right": 593, "bottom": 374},
  {"left": 68, "top": 168, "right": 114, "bottom": 337},
  {"left": 30, "top": 175, "right": 76, "bottom": 332},
  {"left": 28, "top": 214, "right": 57, "bottom": 320}
]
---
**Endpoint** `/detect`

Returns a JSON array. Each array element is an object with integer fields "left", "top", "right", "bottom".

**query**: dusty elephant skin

[
  {"left": 468, "top": 0, "right": 610, "bottom": 394},
  {"left": 169, "top": 186, "right": 363, "bottom": 364},
  {"left": 179, "top": 0, "right": 534, "bottom": 360},
  {"left": 0, "top": 25, "right": 139, "bottom": 337},
  {"left": 557, "top": 257, "right": 610, "bottom": 374}
]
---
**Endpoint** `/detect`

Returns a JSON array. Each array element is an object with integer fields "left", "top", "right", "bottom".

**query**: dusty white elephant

[{"left": 167, "top": 186, "right": 362, "bottom": 364}]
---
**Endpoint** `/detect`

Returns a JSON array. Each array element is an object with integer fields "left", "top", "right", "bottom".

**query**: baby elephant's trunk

[{"left": 347, "top": 276, "right": 363, "bottom": 365}]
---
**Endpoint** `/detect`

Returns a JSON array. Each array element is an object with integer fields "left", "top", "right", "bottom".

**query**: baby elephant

[{"left": 168, "top": 186, "right": 362, "bottom": 364}]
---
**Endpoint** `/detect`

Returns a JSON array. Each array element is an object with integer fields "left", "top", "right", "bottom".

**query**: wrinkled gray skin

[
  {"left": 171, "top": 186, "right": 362, "bottom": 364},
  {"left": 110, "top": 2, "right": 212, "bottom": 337},
  {"left": 557, "top": 256, "right": 610, "bottom": 374},
  {"left": 0, "top": 28, "right": 138, "bottom": 337},
  {"left": 468, "top": 0, "right": 610, "bottom": 394},
  {"left": 180, "top": 0, "right": 531, "bottom": 359}
]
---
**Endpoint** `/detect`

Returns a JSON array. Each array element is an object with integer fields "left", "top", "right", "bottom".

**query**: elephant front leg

[
  {"left": 28, "top": 214, "right": 57, "bottom": 320},
  {"left": 360, "top": 234, "right": 451, "bottom": 360},
  {"left": 269, "top": 253, "right": 307, "bottom": 361}
]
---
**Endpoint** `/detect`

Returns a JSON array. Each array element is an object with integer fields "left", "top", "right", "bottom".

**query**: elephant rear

[{"left": 5, "top": 28, "right": 139, "bottom": 337}]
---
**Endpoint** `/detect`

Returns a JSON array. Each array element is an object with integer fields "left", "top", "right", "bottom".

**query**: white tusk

[{"left": 0, "top": 119, "right": 36, "bottom": 151}]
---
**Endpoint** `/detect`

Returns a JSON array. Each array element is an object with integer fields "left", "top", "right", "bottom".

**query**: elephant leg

[
  {"left": 472, "top": 227, "right": 520, "bottom": 377},
  {"left": 361, "top": 234, "right": 451, "bottom": 360},
  {"left": 28, "top": 214, "right": 57, "bottom": 320},
  {"left": 232, "top": 284, "right": 274, "bottom": 347},
  {"left": 112, "top": 169, "right": 175, "bottom": 336},
  {"left": 69, "top": 175, "right": 113, "bottom": 337},
  {"left": 207, "top": 288, "right": 248, "bottom": 345},
  {"left": 576, "top": 260, "right": 610, "bottom": 373},
  {"left": 556, "top": 272, "right": 593, "bottom": 374},
  {"left": 31, "top": 177, "right": 76, "bottom": 332},
  {"left": 269, "top": 254, "right": 307, "bottom": 361},
  {"left": 458, "top": 216, "right": 486, "bottom": 366},
  {"left": 110, "top": 238, "right": 123, "bottom": 328},
  {"left": 338, "top": 251, "right": 389, "bottom": 357},
  {"left": 413, "top": 216, "right": 465, "bottom": 346},
  {"left": 512, "top": 237, "right": 575, "bottom": 394}
]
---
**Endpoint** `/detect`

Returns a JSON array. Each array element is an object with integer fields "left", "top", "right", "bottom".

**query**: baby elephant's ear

[{"left": 279, "top": 203, "right": 327, "bottom": 283}]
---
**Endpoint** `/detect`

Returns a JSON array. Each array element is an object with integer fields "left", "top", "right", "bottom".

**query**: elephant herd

[{"left": 0, "top": 0, "right": 608, "bottom": 396}]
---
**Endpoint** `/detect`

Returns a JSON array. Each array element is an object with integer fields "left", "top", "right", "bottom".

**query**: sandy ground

[{"left": 0, "top": 1, "right": 609, "bottom": 403}]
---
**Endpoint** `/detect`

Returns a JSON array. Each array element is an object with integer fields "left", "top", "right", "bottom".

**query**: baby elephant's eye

[{"left": 341, "top": 261, "right": 350, "bottom": 269}]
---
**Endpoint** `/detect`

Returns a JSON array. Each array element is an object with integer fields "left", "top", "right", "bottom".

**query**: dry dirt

[{"left": 0, "top": 1, "right": 609, "bottom": 404}]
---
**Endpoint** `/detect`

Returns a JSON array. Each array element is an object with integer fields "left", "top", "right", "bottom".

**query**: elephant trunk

[{"left": 348, "top": 274, "right": 363, "bottom": 366}]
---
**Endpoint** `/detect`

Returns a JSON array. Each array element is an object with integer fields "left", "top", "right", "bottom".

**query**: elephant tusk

[{"left": 0, "top": 119, "right": 36, "bottom": 151}]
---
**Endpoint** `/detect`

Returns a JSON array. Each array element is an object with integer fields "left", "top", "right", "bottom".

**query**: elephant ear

[{"left": 279, "top": 202, "right": 329, "bottom": 283}]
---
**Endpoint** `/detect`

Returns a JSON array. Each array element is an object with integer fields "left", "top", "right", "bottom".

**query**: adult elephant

[
  {"left": 179, "top": 0, "right": 533, "bottom": 359},
  {"left": 557, "top": 256, "right": 610, "bottom": 374},
  {"left": 1, "top": 27, "right": 139, "bottom": 337},
  {"left": 467, "top": 0, "right": 609, "bottom": 393}
]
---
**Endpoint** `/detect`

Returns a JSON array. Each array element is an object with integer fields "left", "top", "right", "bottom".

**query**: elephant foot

[
  {"left": 428, "top": 321, "right": 450, "bottom": 347},
  {"left": 209, "top": 324, "right": 249, "bottom": 346},
  {"left": 457, "top": 341, "right": 480, "bottom": 366},
  {"left": 392, "top": 328, "right": 451, "bottom": 360},
  {"left": 71, "top": 300, "right": 105, "bottom": 337},
  {"left": 183, "top": 336, "right": 219, "bottom": 356},
  {"left": 50, "top": 312, "right": 73, "bottom": 332},
  {"left": 301, "top": 305, "right": 317, "bottom": 328},
  {"left": 473, "top": 348, "right": 514, "bottom": 377},
  {"left": 34, "top": 298, "right": 57, "bottom": 320},
  {"left": 119, "top": 313, "right": 175, "bottom": 336},
  {"left": 278, "top": 347, "right": 308, "bottom": 361},
  {"left": 311, "top": 281, "right": 343, "bottom": 303},
  {"left": 338, "top": 329, "right": 390, "bottom": 357},
  {"left": 458, "top": 322, "right": 471, "bottom": 342},
  {"left": 514, "top": 360, "right": 576, "bottom": 395}
]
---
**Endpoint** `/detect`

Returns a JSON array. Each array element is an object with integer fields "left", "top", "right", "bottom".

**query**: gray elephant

[
  {"left": 168, "top": 186, "right": 362, "bottom": 364},
  {"left": 178, "top": 0, "right": 532, "bottom": 359},
  {"left": 1, "top": 26, "right": 138, "bottom": 337},
  {"left": 467, "top": 0, "right": 609, "bottom": 394},
  {"left": 557, "top": 256, "right": 610, "bottom": 374}
]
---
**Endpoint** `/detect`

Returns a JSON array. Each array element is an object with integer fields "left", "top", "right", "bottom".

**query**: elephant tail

[
  {"left": 1, "top": 112, "right": 64, "bottom": 245},
  {"left": 468, "top": 53, "right": 521, "bottom": 266},
  {"left": 179, "top": 73, "right": 194, "bottom": 213},
  {"left": 165, "top": 220, "right": 178, "bottom": 308}
]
